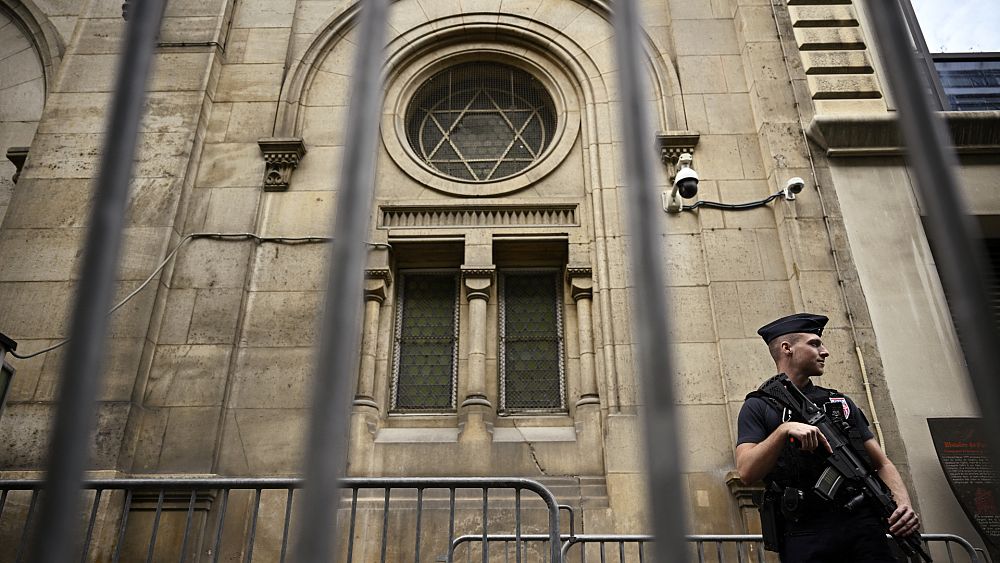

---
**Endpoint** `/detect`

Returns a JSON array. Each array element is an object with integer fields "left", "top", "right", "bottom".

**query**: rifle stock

[{"left": 758, "top": 374, "right": 932, "bottom": 562}]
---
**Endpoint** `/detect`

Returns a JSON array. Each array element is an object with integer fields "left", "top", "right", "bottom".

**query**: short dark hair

[{"left": 768, "top": 332, "right": 806, "bottom": 362}]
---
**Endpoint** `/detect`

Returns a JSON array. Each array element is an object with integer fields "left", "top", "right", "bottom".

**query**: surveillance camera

[
  {"left": 783, "top": 177, "right": 805, "bottom": 200},
  {"left": 673, "top": 167, "right": 699, "bottom": 199},
  {"left": 786, "top": 177, "right": 805, "bottom": 194}
]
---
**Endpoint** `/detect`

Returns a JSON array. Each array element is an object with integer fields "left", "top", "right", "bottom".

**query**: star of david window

[{"left": 405, "top": 62, "right": 558, "bottom": 183}]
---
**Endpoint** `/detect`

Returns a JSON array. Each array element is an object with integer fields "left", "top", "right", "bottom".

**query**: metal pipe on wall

[
  {"left": 293, "top": 0, "right": 390, "bottom": 560},
  {"left": 865, "top": 0, "right": 1000, "bottom": 474},
  {"left": 30, "top": 1, "right": 167, "bottom": 562},
  {"left": 612, "top": 0, "right": 690, "bottom": 560}
]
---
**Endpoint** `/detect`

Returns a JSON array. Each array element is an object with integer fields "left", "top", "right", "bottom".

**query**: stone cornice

[
  {"left": 655, "top": 131, "right": 700, "bottom": 165},
  {"left": 258, "top": 137, "right": 307, "bottom": 191},
  {"left": 5, "top": 147, "right": 28, "bottom": 184},
  {"left": 807, "top": 111, "right": 1000, "bottom": 157}
]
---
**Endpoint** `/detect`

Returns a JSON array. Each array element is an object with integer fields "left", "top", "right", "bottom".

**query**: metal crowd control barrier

[
  {"left": 453, "top": 532, "right": 987, "bottom": 563},
  {"left": 0, "top": 477, "right": 560, "bottom": 563}
]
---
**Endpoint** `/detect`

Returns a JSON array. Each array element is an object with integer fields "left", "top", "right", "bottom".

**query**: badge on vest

[
  {"left": 782, "top": 408, "right": 792, "bottom": 422},
  {"left": 829, "top": 396, "right": 850, "bottom": 418}
]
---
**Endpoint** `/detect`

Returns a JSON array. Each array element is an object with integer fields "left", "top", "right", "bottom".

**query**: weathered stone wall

[{"left": 0, "top": 0, "right": 995, "bottom": 556}]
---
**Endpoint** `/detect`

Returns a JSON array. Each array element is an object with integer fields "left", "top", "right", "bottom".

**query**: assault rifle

[{"left": 758, "top": 373, "right": 932, "bottom": 562}]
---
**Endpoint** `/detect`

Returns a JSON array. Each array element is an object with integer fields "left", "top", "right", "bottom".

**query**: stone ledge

[
  {"left": 379, "top": 204, "right": 579, "bottom": 228},
  {"left": 807, "top": 111, "right": 1000, "bottom": 156}
]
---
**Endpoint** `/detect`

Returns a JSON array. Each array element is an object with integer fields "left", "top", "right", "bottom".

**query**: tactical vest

[{"left": 746, "top": 386, "right": 874, "bottom": 493}]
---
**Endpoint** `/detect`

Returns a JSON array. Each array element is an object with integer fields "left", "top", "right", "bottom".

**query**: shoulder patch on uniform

[{"left": 829, "top": 396, "right": 850, "bottom": 418}]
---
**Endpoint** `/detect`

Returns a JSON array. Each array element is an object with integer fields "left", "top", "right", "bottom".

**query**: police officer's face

[{"left": 788, "top": 334, "right": 829, "bottom": 377}]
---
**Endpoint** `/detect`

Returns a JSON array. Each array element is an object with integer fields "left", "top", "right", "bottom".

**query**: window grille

[
  {"left": 391, "top": 272, "right": 460, "bottom": 411},
  {"left": 404, "top": 62, "right": 557, "bottom": 183},
  {"left": 498, "top": 270, "right": 566, "bottom": 413}
]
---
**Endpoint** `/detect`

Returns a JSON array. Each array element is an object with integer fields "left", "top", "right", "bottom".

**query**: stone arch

[
  {"left": 275, "top": 0, "right": 686, "bottom": 139},
  {"left": 0, "top": 0, "right": 60, "bottom": 224},
  {"left": 0, "top": 0, "right": 65, "bottom": 91}
]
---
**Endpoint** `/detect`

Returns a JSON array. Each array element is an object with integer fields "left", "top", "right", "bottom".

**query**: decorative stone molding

[
  {"left": 726, "top": 471, "right": 763, "bottom": 510},
  {"left": 567, "top": 267, "right": 594, "bottom": 301},
  {"left": 6, "top": 147, "right": 28, "bottom": 184},
  {"left": 656, "top": 132, "right": 699, "bottom": 164},
  {"left": 364, "top": 269, "right": 392, "bottom": 303},
  {"left": 726, "top": 471, "right": 765, "bottom": 534},
  {"left": 258, "top": 137, "right": 307, "bottom": 191},
  {"left": 655, "top": 132, "right": 700, "bottom": 179},
  {"left": 785, "top": 1, "right": 885, "bottom": 112},
  {"left": 462, "top": 267, "right": 495, "bottom": 301},
  {"left": 379, "top": 204, "right": 578, "bottom": 229},
  {"left": 807, "top": 112, "right": 1000, "bottom": 156}
]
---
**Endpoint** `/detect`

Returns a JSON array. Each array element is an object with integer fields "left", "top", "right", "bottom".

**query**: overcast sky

[{"left": 910, "top": 0, "right": 1000, "bottom": 53}]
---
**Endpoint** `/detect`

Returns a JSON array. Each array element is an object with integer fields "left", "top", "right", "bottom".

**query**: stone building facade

[{"left": 0, "top": 0, "right": 996, "bottom": 558}]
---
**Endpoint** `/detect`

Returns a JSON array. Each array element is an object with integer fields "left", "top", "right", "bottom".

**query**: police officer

[{"left": 735, "top": 313, "right": 920, "bottom": 562}]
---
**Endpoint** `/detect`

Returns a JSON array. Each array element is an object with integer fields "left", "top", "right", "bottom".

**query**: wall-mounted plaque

[{"left": 928, "top": 417, "right": 999, "bottom": 559}]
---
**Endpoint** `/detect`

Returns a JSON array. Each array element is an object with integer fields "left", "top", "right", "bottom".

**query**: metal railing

[
  {"left": 452, "top": 532, "right": 987, "bottom": 563},
  {"left": 0, "top": 477, "right": 560, "bottom": 563}
]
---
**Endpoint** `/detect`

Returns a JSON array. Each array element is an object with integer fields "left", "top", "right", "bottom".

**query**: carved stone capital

[
  {"left": 656, "top": 132, "right": 700, "bottom": 163},
  {"left": 6, "top": 147, "right": 28, "bottom": 184},
  {"left": 462, "top": 266, "right": 495, "bottom": 301},
  {"left": 567, "top": 267, "right": 594, "bottom": 301},
  {"left": 364, "top": 269, "right": 392, "bottom": 303},
  {"left": 655, "top": 132, "right": 700, "bottom": 178},
  {"left": 725, "top": 470, "right": 763, "bottom": 511},
  {"left": 258, "top": 137, "right": 307, "bottom": 191}
]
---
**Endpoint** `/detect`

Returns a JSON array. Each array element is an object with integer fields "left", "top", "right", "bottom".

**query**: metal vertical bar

[
  {"left": 212, "top": 488, "right": 230, "bottom": 563},
  {"left": 514, "top": 489, "right": 522, "bottom": 563},
  {"left": 15, "top": 490, "right": 38, "bottom": 563},
  {"left": 178, "top": 490, "right": 197, "bottom": 563},
  {"left": 865, "top": 0, "right": 1000, "bottom": 475},
  {"left": 279, "top": 488, "right": 294, "bottom": 563},
  {"left": 612, "top": 0, "right": 689, "bottom": 561},
  {"left": 618, "top": 541, "right": 624, "bottom": 563},
  {"left": 380, "top": 488, "right": 391, "bottom": 563},
  {"left": 31, "top": 1, "right": 166, "bottom": 561},
  {"left": 347, "top": 488, "right": 359, "bottom": 563},
  {"left": 112, "top": 489, "right": 134, "bottom": 563},
  {"left": 599, "top": 541, "right": 606, "bottom": 563},
  {"left": 414, "top": 488, "right": 423, "bottom": 563},
  {"left": 482, "top": 488, "right": 489, "bottom": 563},
  {"left": 447, "top": 488, "right": 456, "bottom": 563},
  {"left": 246, "top": 488, "right": 262, "bottom": 563},
  {"left": 146, "top": 490, "right": 165, "bottom": 563},
  {"left": 295, "top": 0, "right": 389, "bottom": 559},
  {"left": 0, "top": 489, "right": 7, "bottom": 519}
]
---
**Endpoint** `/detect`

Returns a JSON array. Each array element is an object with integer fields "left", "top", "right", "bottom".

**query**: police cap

[{"left": 757, "top": 313, "right": 828, "bottom": 344}]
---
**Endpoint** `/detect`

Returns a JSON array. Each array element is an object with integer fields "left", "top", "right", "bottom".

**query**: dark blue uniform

[{"left": 737, "top": 382, "right": 899, "bottom": 563}]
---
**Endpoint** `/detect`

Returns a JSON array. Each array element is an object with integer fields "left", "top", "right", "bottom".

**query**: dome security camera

[
  {"left": 674, "top": 167, "right": 699, "bottom": 199},
  {"left": 663, "top": 152, "right": 700, "bottom": 213},
  {"left": 783, "top": 177, "right": 806, "bottom": 200}
]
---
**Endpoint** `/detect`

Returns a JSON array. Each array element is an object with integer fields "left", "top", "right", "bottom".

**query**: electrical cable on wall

[
  {"left": 8, "top": 233, "right": 390, "bottom": 360},
  {"left": 681, "top": 191, "right": 784, "bottom": 211}
]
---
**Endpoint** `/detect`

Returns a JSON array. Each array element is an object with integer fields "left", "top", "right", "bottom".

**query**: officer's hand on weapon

[
  {"left": 888, "top": 502, "right": 920, "bottom": 537},
  {"left": 781, "top": 422, "right": 833, "bottom": 453}
]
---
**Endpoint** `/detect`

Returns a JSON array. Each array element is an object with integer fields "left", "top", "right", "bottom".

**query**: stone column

[
  {"left": 569, "top": 268, "right": 599, "bottom": 407},
  {"left": 461, "top": 267, "right": 494, "bottom": 410},
  {"left": 459, "top": 267, "right": 494, "bottom": 444},
  {"left": 354, "top": 269, "right": 391, "bottom": 411}
]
